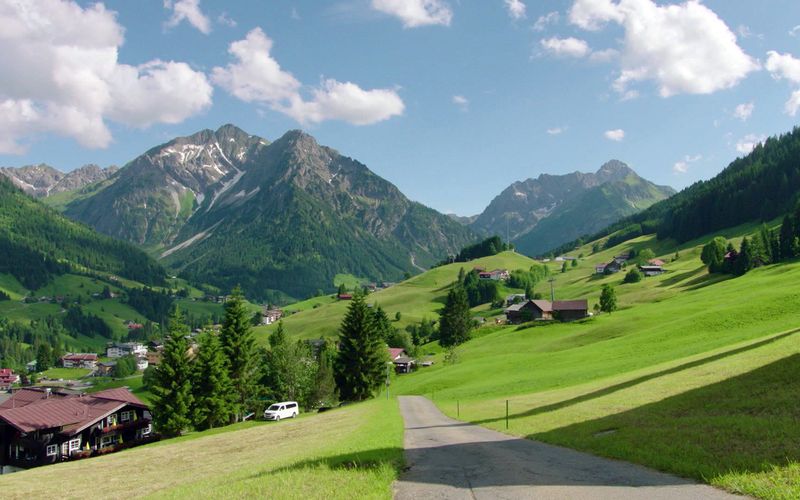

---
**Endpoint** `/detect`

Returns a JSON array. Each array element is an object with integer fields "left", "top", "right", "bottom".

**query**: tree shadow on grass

[
  {"left": 471, "top": 328, "right": 800, "bottom": 426},
  {"left": 656, "top": 269, "right": 701, "bottom": 288},
  {"left": 531, "top": 353, "right": 800, "bottom": 484},
  {"left": 243, "top": 446, "right": 405, "bottom": 480}
]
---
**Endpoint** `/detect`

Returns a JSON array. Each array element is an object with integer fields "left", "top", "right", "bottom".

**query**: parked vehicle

[{"left": 264, "top": 401, "right": 299, "bottom": 421}]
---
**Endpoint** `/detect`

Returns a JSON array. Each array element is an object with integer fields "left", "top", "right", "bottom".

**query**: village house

[
  {"left": 505, "top": 293, "right": 527, "bottom": 306},
  {"left": 553, "top": 300, "right": 590, "bottom": 322},
  {"left": 96, "top": 361, "right": 116, "bottom": 377},
  {"left": 60, "top": 354, "right": 98, "bottom": 370},
  {"left": 595, "top": 261, "right": 622, "bottom": 275},
  {"left": 106, "top": 342, "right": 147, "bottom": 359},
  {"left": 261, "top": 307, "right": 283, "bottom": 325},
  {"left": 478, "top": 269, "right": 510, "bottom": 281},
  {"left": 387, "top": 348, "right": 415, "bottom": 374},
  {"left": 639, "top": 265, "right": 665, "bottom": 277},
  {"left": 0, "top": 369, "right": 20, "bottom": 391},
  {"left": 337, "top": 293, "right": 353, "bottom": 301},
  {"left": 0, "top": 387, "right": 154, "bottom": 473},
  {"left": 505, "top": 300, "right": 554, "bottom": 323},
  {"left": 505, "top": 299, "right": 589, "bottom": 324}
]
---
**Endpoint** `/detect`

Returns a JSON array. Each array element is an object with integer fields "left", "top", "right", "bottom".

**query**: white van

[{"left": 264, "top": 401, "right": 299, "bottom": 421}]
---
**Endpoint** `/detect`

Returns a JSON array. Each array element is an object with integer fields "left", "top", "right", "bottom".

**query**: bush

[{"left": 624, "top": 268, "right": 643, "bottom": 284}]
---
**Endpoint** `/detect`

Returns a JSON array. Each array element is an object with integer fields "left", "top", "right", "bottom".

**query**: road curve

[{"left": 394, "top": 396, "right": 744, "bottom": 500}]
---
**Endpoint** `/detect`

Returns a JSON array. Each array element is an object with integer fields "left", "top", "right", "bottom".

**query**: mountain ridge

[
  {"left": 39, "top": 125, "right": 474, "bottom": 300},
  {"left": 467, "top": 160, "right": 674, "bottom": 255}
]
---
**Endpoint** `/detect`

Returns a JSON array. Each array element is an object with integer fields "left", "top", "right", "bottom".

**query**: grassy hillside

[
  {"left": 383, "top": 223, "right": 800, "bottom": 498},
  {"left": 258, "top": 251, "right": 536, "bottom": 342},
  {"left": 0, "top": 399, "right": 403, "bottom": 499}
]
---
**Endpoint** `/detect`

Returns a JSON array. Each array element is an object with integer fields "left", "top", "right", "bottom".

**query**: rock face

[
  {"left": 0, "top": 164, "right": 118, "bottom": 197},
  {"left": 468, "top": 161, "right": 674, "bottom": 256},
  {"left": 60, "top": 125, "right": 475, "bottom": 300}
]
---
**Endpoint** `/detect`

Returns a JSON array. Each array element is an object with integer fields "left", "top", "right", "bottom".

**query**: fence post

[
  {"left": 505, "top": 400, "right": 509, "bottom": 429},
  {"left": 457, "top": 400, "right": 460, "bottom": 418}
]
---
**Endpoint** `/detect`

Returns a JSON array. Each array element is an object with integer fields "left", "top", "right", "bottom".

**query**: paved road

[{"left": 394, "top": 396, "right": 743, "bottom": 500}]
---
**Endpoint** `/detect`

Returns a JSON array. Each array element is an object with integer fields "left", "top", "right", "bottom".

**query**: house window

[
  {"left": 62, "top": 443, "right": 68, "bottom": 456},
  {"left": 68, "top": 438, "right": 81, "bottom": 452},
  {"left": 120, "top": 411, "right": 131, "bottom": 422},
  {"left": 107, "top": 414, "right": 118, "bottom": 427},
  {"left": 137, "top": 424, "right": 152, "bottom": 439},
  {"left": 46, "top": 444, "right": 58, "bottom": 456},
  {"left": 100, "top": 435, "right": 116, "bottom": 448}
]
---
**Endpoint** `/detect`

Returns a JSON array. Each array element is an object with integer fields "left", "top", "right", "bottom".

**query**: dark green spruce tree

[
  {"left": 219, "top": 286, "right": 257, "bottom": 421},
  {"left": 438, "top": 285, "right": 473, "bottom": 347},
  {"left": 192, "top": 329, "right": 234, "bottom": 430},
  {"left": 334, "top": 291, "right": 385, "bottom": 401},
  {"left": 780, "top": 215, "right": 795, "bottom": 260},
  {"left": 152, "top": 307, "right": 193, "bottom": 437}
]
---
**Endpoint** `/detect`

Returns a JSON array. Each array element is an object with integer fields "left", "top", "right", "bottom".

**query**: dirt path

[{"left": 394, "top": 396, "right": 743, "bottom": 499}]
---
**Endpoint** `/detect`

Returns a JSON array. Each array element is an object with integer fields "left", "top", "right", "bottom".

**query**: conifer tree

[
  {"left": 219, "top": 286, "right": 256, "bottom": 421},
  {"left": 599, "top": 285, "right": 617, "bottom": 313},
  {"left": 372, "top": 305, "right": 395, "bottom": 342},
  {"left": 780, "top": 215, "right": 794, "bottom": 260},
  {"left": 334, "top": 291, "right": 385, "bottom": 401},
  {"left": 439, "top": 286, "right": 473, "bottom": 347},
  {"left": 192, "top": 329, "right": 234, "bottom": 430},
  {"left": 736, "top": 237, "right": 755, "bottom": 276},
  {"left": 152, "top": 307, "right": 193, "bottom": 437},
  {"left": 310, "top": 342, "right": 338, "bottom": 408}
]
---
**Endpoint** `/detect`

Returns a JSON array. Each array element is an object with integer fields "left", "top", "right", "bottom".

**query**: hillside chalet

[
  {"left": 505, "top": 299, "right": 589, "bottom": 324},
  {"left": 478, "top": 269, "right": 510, "bottom": 281},
  {"left": 0, "top": 369, "right": 19, "bottom": 391},
  {"left": 106, "top": 342, "right": 147, "bottom": 359},
  {"left": 0, "top": 387, "right": 154, "bottom": 473},
  {"left": 60, "top": 354, "right": 98, "bottom": 370},
  {"left": 262, "top": 308, "right": 283, "bottom": 325}
]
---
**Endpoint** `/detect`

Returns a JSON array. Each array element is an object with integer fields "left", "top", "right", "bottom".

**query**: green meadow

[{"left": 0, "top": 399, "right": 403, "bottom": 500}]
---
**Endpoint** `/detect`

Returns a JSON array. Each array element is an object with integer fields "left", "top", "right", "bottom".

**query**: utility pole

[{"left": 548, "top": 277, "right": 556, "bottom": 302}]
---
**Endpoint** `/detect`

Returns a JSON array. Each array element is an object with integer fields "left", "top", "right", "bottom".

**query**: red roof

[
  {"left": 530, "top": 300, "right": 553, "bottom": 312},
  {"left": 0, "top": 368, "right": 13, "bottom": 376},
  {"left": 0, "top": 388, "right": 73, "bottom": 410},
  {"left": 0, "top": 388, "right": 147, "bottom": 435},
  {"left": 553, "top": 300, "right": 589, "bottom": 311},
  {"left": 338, "top": 294, "right": 353, "bottom": 300},
  {"left": 648, "top": 259, "right": 666, "bottom": 266},
  {"left": 62, "top": 353, "right": 98, "bottom": 362},
  {"left": 388, "top": 348, "right": 405, "bottom": 360}
]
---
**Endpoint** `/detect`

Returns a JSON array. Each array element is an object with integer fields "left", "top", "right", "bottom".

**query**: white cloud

[
  {"left": 785, "top": 90, "right": 800, "bottom": 116},
  {"left": 452, "top": 95, "right": 469, "bottom": 110},
  {"left": 504, "top": 0, "right": 526, "bottom": 20},
  {"left": 765, "top": 51, "right": 800, "bottom": 116},
  {"left": 569, "top": 0, "right": 758, "bottom": 97},
  {"left": 371, "top": 0, "right": 452, "bottom": 28},
  {"left": 589, "top": 48, "right": 618, "bottom": 63},
  {"left": 546, "top": 126, "right": 567, "bottom": 135},
  {"left": 212, "top": 28, "right": 404, "bottom": 126},
  {"left": 218, "top": 12, "right": 237, "bottom": 28},
  {"left": 733, "top": 102, "right": 754, "bottom": 121},
  {"left": 672, "top": 154, "right": 701, "bottom": 174},
  {"left": 164, "top": 0, "right": 211, "bottom": 34},
  {"left": 604, "top": 129, "right": 625, "bottom": 141},
  {"left": 765, "top": 51, "right": 800, "bottom": 84},
  {"left": 0, "top": 0, "right": 212, "bottom": 154},
  {"left": 540, "top": 37, "right": 590, "bottom": 58},
  {"left": 736, "top": 134, "right": 766, "bottom": 155},
  {"left": 790, "top": 25, "right": 800, "bottom": 37},
  {"left": 533, "top": 11, "right": 559, "bottom": 32}
]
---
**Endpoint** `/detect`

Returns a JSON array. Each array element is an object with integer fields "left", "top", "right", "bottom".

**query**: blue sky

[{"left": 1, "top": 0, "right": 800, "bottom": 216}]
